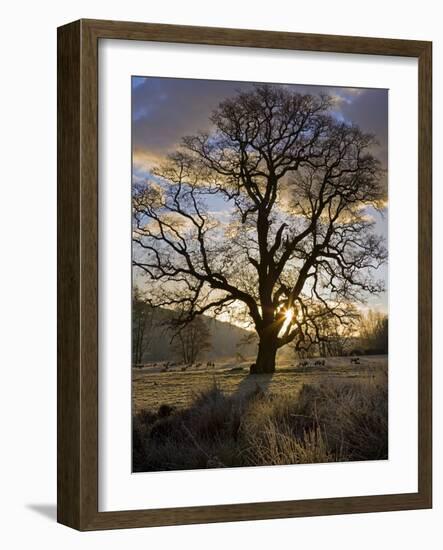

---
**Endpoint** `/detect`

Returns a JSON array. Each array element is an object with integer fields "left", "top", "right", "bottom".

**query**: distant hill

[{"left": 138, "top": 308, "right": 257, "bottom": 362}]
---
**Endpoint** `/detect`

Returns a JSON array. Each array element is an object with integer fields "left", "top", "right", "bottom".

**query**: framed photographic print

[{"left": 57, "top": 19, "right": 432, "bottom": 530}]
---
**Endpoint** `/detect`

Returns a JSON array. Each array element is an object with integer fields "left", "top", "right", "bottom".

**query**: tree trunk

[{"left": 252, "top": 336, "right": 278, "bottom": 374}]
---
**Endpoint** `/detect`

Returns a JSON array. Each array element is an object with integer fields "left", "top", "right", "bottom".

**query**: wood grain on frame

[{"left": 57, "top": 19, "right": 432, "bottom": 530}]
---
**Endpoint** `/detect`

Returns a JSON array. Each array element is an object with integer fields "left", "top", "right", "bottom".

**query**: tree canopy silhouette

[{"left": 133, "top": 85, "right": 387, "bottom": 373}]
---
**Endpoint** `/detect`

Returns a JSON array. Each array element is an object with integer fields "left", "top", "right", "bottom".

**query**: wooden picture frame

[{"left": 57, "top": 19, "right": 432, "bottom": 530}]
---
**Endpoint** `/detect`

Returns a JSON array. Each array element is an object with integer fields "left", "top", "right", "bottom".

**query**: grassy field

[
  {"left": 132, "top": 355, "right": 388, "bottom": 471},
  {"left": 132, "top": 355, "right": 387, "bottom": 412},
  {"left": 132, "top": 355, "right": 388, "bottom": 472}
]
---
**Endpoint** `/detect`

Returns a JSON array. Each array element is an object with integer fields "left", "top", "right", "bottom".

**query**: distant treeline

[
  {"left": 132, "top": 290, "right": 257, "bottom": 365},
  {"left": 133, "top": 291, "right": 387, "bottom": 365},
  {"left": 295, "top": 309, "right": 388, "bottom": 359}
]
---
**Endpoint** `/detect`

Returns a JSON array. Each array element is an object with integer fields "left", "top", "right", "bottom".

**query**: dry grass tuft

[{"left": 133, "top": 372, "right": 388, "bottom": 472}]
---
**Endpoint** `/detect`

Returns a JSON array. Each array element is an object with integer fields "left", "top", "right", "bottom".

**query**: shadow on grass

[{"left": 232, "top": 372, "right": 274, "bottom": 399}]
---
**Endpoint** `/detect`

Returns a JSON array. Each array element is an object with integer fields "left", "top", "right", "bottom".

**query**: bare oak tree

[
  {"left": 171, "top": 316, "right": 212, "bottom": 365},
  {"left": 359, "top": 309, "right": 388, "bottom": 354},
  {"left": 132, "top": 286, "right": 155, "bottom": 365},
  {"left": 133, "top": 85, "right": 387, "bottom": 373},
  {"left": 314, "top": 303, "right": 360, "bottom": 357}
]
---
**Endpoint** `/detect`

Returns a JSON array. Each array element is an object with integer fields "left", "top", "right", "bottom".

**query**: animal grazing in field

[
  {"left": 314, "top": 359, "right": 326, "bottom": 367},
  {"left": 351, "top": 357, "right": 361, "bottom": 365},
  {"left": 299, "top": 360, "right": 309, "bottom": 368}
]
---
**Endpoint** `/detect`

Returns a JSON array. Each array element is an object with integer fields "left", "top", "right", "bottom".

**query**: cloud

[
  {"left": 133, "top": 148, "right": 164, "bottom": 174},
  {"left": 133, "top": 78, "right": 387, "bottom": 167},
  {"left": 132, "top": 77, "right": 253, "bottom": 156},
  {"left": 338, "top": 88, "right": 388, "bottom": 167}
]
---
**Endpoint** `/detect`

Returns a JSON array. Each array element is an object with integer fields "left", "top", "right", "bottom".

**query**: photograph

[{"left": 131, "top": 77, "right": 389, "bottom": 473}]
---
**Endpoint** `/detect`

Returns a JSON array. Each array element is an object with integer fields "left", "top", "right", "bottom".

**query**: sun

[
  {"left": 284, "top": 308, "right": 294, "bottom": 322},
  {"left": 278, "top": 307, "right": 295, "bottom": 337}
]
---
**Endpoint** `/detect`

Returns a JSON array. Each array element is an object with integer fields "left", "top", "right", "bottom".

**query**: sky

[{"left": 132, "top": 76, "right": 388, "bottom": 314}]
